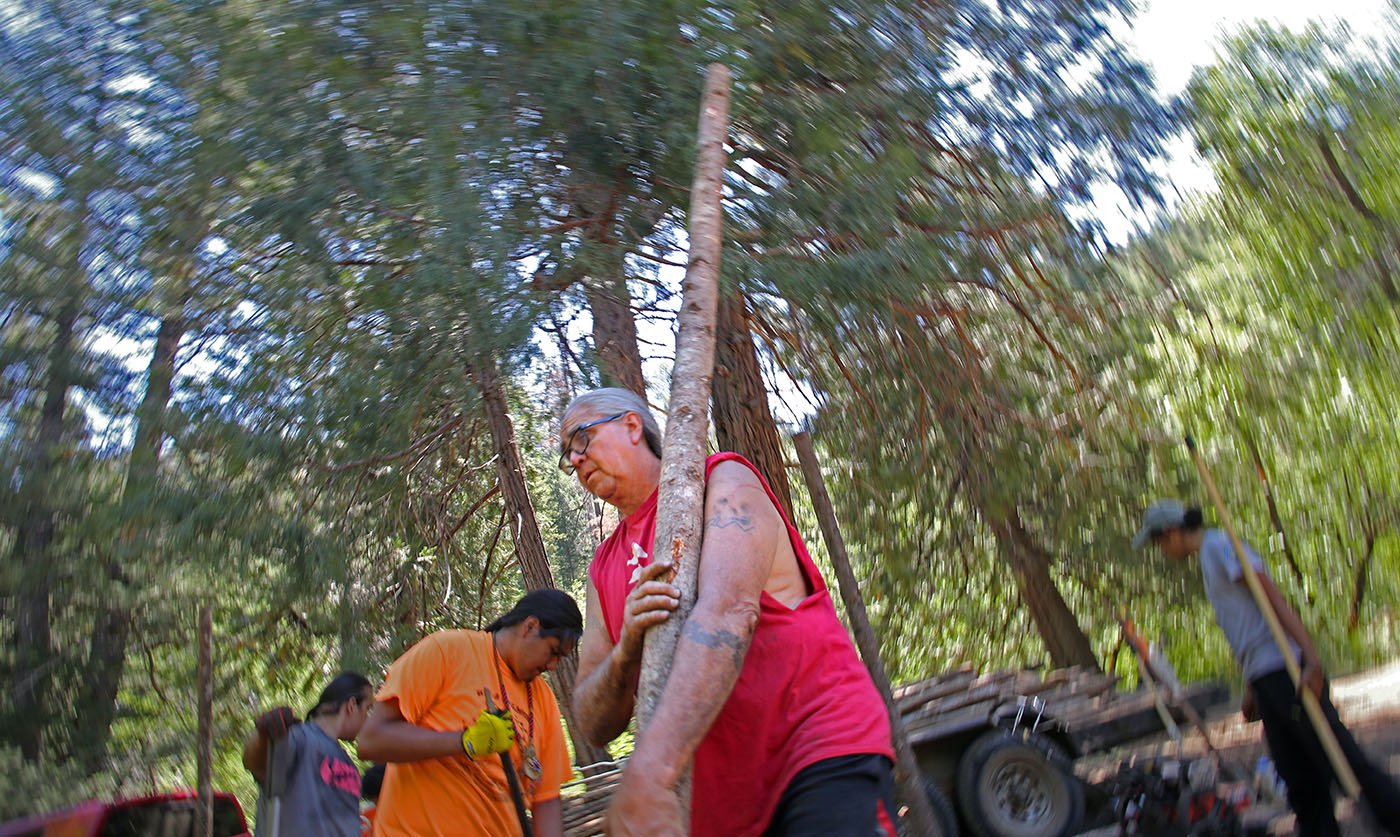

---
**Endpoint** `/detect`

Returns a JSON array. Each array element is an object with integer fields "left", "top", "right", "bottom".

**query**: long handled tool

[
  {"left": 1121, "top": 618, "right": 1184, "bottom": 748},
  {"left": 484, "top": 689, "right": 534, "bottom": 837},
  {"left": 1120, "top": 616, "right": 1254, "bottom": 784},
  {"left": 1184, "top": 435, "right": 1360, "bottom": 799},
  {"left": 265, "top": 737, "right": 289, "bottom": 837}
]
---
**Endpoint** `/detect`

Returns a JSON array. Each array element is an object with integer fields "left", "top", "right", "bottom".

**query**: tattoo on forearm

[
  {"left": 707, "top": 496, "right": 755, "bottom": 532},
  {"left": 683, "top": 620, "right": 750, "bottom": 669}
]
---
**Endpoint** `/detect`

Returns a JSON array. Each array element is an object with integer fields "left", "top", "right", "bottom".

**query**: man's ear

[
  {"left": 623, "top": 412, "right": 645, "bottom": 447},
  {"left": 521, "top": 615, "right": 541, "bottom": 638}
]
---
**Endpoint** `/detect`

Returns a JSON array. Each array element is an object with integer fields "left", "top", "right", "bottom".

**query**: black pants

[
  {"left": 1253, "top": 669, "right": 1400, "bottom": 836},
  {"left": 762, "top": 754, "right": 897, "bottom": 837}
]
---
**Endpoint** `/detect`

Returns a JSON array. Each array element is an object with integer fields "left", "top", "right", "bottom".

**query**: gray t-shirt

[
  {"left": 255, "top": 722, "right": 361, "bottom": 837},
  {"left": 1199, "top": 528, "right": 1298, "bottom": 681}
]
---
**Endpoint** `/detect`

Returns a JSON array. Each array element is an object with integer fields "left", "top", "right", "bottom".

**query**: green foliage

[
  {"left": 0, "top": 746, "right": 108, "bottom": 821},
  {"left": 3, "top": 0, "right": 1399, "bottom": 822},
  {"left": 1187, "top": 21, "right": 1400, "bottom": 308}
]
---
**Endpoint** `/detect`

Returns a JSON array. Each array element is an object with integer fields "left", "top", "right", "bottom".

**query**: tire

[
  {"left": 925, "top": 777, "right": 960, "bottom": 837},
  {"left": 896, "top": 778, "right": 960, "bottom": 837},
  {"left": 955, "top": 729, "right": 1085, "bottom": 837}
]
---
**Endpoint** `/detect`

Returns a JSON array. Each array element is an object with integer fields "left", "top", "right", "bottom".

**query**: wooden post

[
  {"left": 793, "top": 430, "right": 944, "bottom": 837},
  {"left": 635, "top": 62, "right": 732, "bottom": 820},
  {"left": 1185, "top": 436, "right": 1360, "bottom": 799},
  {"left": 196, "top": 603, "right": 214, "bottom": 837}
]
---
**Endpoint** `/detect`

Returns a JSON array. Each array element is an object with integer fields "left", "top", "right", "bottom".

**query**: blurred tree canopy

[{"left": 1, "top": 0, "right": 1398, "bottom": 822}]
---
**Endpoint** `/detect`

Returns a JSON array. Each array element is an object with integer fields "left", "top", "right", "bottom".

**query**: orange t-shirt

[{"left": 373, "top": 630, "right": 571, "bottom": 836}]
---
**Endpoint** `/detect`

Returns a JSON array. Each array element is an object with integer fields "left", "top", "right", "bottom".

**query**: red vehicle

[{"left": 0, "top": 790, "right": 250, "bottom": 837}]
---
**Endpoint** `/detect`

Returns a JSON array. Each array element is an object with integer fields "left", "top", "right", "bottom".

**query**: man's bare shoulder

[
  {"left": 705, "top": 461, "right": 777, "bottom": 533},
  {"left": 707, "top": 458, "right": 765, "bottom": 490}
]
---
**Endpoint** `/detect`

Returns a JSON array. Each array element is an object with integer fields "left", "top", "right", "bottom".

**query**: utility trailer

[
  {"left": 559, "top": 665, "right": 1229, "bottom": 837},
  {"left": 896, "top": 665, "right": 1229, "bottom": 837}
]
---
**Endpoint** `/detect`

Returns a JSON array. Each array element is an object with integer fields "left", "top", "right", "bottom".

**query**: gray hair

[{"left": 563, "top": 387, "right": 663, "bottom": 458}]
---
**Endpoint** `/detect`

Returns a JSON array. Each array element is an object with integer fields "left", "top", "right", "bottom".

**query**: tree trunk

[
  {"left": 7, "top": 296, "right": 81, "bottom": 764},
  {"left": 793, "top": 431, "right": 944, "bottom": 836},
  {"left": 474, "top": 360, "right": 611, "bottom": 766},
  {"left": 713, "top": 289, "right": 795, "bottom": 520},
  {"left": 636, "top": 63, "right": 732, "bottom": 820},
  {"left": 1315, "top": 130, "right": 1400, "bottom": 301},
  {"left": 78, "top": 308, "right": 186, "bottom": 773},
  {"left": 1348, "top": 532, "right": 1376, "bottom": 633},
  {"left": 584, "top": 259, "right": 647, "bottom": 395},
  {"left": 986, "top": 509, "right": 1099, "bottom": 671},
  {"left": 1235, "top": 420, "right": 1308, "bottom": 594}
]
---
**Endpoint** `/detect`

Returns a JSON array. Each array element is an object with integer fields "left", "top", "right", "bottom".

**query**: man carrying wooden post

[
  {"left": 563, "top": 387, "right": 899, "bottom": 836},
  {"left": 1131, "top": 498, "right": 1400, "bottom": 836}
]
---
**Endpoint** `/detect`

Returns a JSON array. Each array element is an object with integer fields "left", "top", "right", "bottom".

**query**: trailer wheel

[
  {"left": 896, "top": 778, "right": 959, "bottom": 837},
  {"left": 925, "top": 777, "right": 960, "bottom": 837},
  {"left": 955, "top": 730, "right": 1084, "bottom": 837}
]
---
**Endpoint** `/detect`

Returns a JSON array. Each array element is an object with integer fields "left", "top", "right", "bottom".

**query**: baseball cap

[{"left": 1131, "top": 499, "right": 1188, "bottom": 549}]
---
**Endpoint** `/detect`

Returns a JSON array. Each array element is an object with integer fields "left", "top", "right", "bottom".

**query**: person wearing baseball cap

[{"left": 1132, "top": 500, "right": 1400, "bottom": 836}]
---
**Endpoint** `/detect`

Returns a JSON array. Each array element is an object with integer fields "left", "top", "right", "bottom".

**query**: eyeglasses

[{"left": 558, "top": 412, "right": 626, "bottom": 474}]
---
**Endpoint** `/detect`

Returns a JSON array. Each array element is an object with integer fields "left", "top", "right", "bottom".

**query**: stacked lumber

[
  {"left": 896, "top": 665, "right": 1117, "bottom": 747},
  {"left": 1054, "top": 679, "right": 1231, "bottom": 754},
  {"left": 560, "top": 761, "right": 624, "bottom": 837}
]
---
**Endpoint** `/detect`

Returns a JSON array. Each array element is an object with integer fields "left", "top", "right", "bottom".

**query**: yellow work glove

[{"left": 461, "top": 710, "right": 515, "bottom": 759}]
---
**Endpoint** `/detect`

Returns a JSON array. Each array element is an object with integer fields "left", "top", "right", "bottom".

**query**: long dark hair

[
  {"left": 361, "top": 763, "right": 386, "bottom": 801},
  {"left": 307, "top": 671, "right": 372, "bottom": 721},
  {"left": 485, "top": 589, "right": 583, "bottom": 642},
  {"left": 1182, "top": 506, "right": 1205, "bottom": 530}
]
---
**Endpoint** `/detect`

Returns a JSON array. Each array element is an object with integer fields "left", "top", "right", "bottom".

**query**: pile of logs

[
  {"left": 895, "top": 663, "right": 1228, "bottom": 756},
  {"left": 895, "top": 664, "right": 1118, "bottom": 747},
  {"left": 560, "top": 761, "right": 624, "bottom": 837}
]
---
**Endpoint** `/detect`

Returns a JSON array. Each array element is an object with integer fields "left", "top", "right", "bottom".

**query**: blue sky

[{"left": 1097, "top": 0, "right": 1395, "bottom": 236}]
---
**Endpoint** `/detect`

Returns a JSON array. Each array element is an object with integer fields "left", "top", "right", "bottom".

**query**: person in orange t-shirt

[{"left": 357, "top": 590, "right": 581, "bottom": 836}]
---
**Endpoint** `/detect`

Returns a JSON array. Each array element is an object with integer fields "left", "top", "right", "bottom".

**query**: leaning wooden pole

[
  {"left": 196, "top": 603, "right": 215, "bottom": 837},
  {"left": 793, "top": 430, "right": 944, "bottom": 837},
  {"left": 635, "top": 62, "right": 732, "bottom": 822},
  {"left": 1185, "top": 435, "right": 1360, "bottom": 799}
]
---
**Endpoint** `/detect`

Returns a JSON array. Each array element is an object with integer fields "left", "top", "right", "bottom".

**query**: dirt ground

[
  {"left": 1078, "top": 660, "right": 1400, "bottom": 835},
  {"left": 1325, "top": 661, "right": 1400, "bottom": 834}
]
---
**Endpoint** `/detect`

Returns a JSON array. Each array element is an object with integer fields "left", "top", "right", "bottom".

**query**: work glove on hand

[
  {"left": 255, "top": 706, "right": 299, "bottom": 740},
  {"left": 461, "top": 710, "right": 515, "bottom": 759}
]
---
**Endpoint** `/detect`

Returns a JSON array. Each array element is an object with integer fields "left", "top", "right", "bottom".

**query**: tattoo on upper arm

[
  {"left": 707, "top": 496, "right": 755, "bottom": 532},
  {"left": 682, "top": 620, "right": 750, "bottom": 669}
]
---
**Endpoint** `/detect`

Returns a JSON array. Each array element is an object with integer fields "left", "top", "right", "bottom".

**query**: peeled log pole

[
  {"left": 792, "top": 431, "right": 943, "bottom": 837},
  {"left": 635, "top": 63, "right": 732, "bottom": 817}
]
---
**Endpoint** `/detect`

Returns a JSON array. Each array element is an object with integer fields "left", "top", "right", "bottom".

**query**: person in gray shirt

[
  {"left": 1133, "top": 499, "right": 1400, "bottom": 837},
  {"left": 242, "top": 671, "right": 373, "bottom": 837}
]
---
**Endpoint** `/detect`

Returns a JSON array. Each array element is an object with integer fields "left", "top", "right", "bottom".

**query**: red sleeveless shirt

[{"left": 588, "top": 452, "right": 893, "bottom": 836}]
